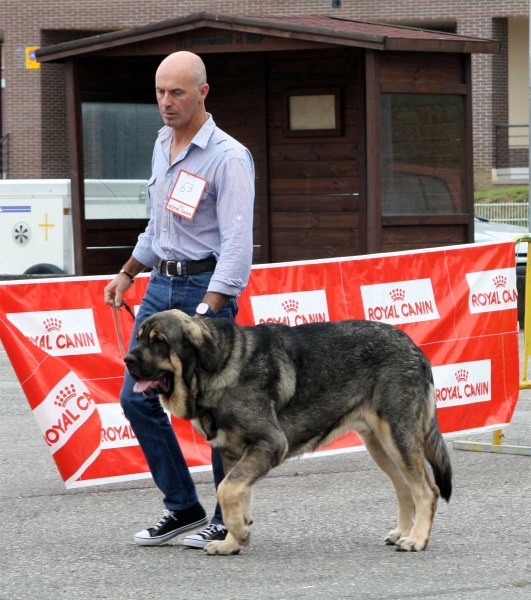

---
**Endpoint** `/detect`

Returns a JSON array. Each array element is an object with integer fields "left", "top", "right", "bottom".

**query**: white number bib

[{"left": 165, "top": 170, "right": 208, "bottom": 221}]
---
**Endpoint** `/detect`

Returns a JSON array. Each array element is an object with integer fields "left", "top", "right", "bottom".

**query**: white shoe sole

[
  {"left": 181, "top": 538, "right": 210, "bottom": 549},
  {"left": 134, "top": 516, "right": 208, "bottom": 546},
  {"left": 182, "top": 533, "right": 227, "bottom": 549}
]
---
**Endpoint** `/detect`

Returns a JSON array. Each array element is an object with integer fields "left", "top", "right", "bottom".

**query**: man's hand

[
  {"left": 104, "top": 272, "right": 133, "bottom": 308},
  {"left": 104, "top": 258, "right": 146, "bottom": 308}
]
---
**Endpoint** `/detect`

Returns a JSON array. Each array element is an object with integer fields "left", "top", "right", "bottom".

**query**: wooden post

[
  {"left": 364, "top": 50, "right": 381, "bottom": 254},
  {"left": 255, "top": 53, "right": 270, "bottom": 263},
  {"left": 65, "top": 58, "right": 86, "bottom": 275}
]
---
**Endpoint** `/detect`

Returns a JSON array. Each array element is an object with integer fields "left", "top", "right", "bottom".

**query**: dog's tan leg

[
  {"left": 206, "top": 479, "right": 251, "bottom": 555},
  {"left": 220, "top": 449, "right": 255, "bottom": 527},
  {"left": 367, "top": 423, "right": 438, "bottom": 552},
  {"left": 241, "top": 485, "right": 253, "bottom": 527},
  {"left": 206, "top": 436, "right": 287, "bottom": 556},
  {"left": 393, "top": 455, "right": 438, "bottom": 552},
  {"left": 360, "top": 431, "right": 415, "bottom": 545}
]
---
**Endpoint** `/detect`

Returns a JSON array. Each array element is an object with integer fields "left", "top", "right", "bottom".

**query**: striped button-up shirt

[{"left": 133, "top": 115, "right": 255, "bottom": 297}]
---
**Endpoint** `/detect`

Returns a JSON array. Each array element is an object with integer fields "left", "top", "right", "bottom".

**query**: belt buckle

[{"left": 165, "top": 260, "right": 182, "bottom": 276}]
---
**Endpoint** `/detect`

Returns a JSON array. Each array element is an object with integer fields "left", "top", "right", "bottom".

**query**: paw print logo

[
  {"left": 455, "top": 369, "right": 469, "bottom": 383},
  {"left": 493, "top": 275, "right": 507, "bottom": 289},
  {"left": 282, "top": 299, "right": 299, "bottom": 314},
  {"left": 390, "top": 288, "right": 405, "bottom": 302},
  {"left": 43, "top": 318, "right": 62, "bottom": 332},
  {"left": 54, "top": 384, "right": 77, "bottom": 407}
]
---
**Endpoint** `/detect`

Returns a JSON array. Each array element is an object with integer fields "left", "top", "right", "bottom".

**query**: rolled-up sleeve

[
  {"left": 132, "top": 162, "right": 159, "bottom": 268},
  {"left": 132, "top": 215, "right": 158, "bottom": 268},
  {"left": 208, "top": 152, "right": 255, "bottom": 297}
]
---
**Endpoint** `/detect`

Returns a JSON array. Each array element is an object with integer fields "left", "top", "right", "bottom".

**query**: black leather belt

[{"left": 156, "top": 256, "right": 217, "bottom": 277}]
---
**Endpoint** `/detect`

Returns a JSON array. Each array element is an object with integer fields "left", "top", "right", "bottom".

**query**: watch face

[{"left": 196, "top": 303, "right": 209, "bottom": 315}]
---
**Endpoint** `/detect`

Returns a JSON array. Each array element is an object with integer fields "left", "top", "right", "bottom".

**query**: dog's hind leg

[
  {"left": 386, "top": 442, "right": 438, "bottom": 552},
  {"left": 206, "top": 434, "right": 288, "bottom": 556},
  {"left": 359, "top": 430, "right": 415, "bottom": 546},
  {"left": 368, "top": 408, "right": 439, "bottom": 552},
  {"left": 393, "top": 461, "right": 438, "bottom": 552}
]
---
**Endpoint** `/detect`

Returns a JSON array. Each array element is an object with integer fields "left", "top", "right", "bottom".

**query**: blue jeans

[{"left": 120, "top": 268, "right": 237, "bottom": 524}]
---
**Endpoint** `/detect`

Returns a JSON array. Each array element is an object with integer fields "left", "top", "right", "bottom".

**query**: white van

[{"left": 0, "top": 179, "right": 149, "bottom": 275}]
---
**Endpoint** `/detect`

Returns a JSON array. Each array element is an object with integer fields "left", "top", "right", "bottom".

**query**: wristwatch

[{"left": 196, "top": 302, "right": 217, "bottom": 318}]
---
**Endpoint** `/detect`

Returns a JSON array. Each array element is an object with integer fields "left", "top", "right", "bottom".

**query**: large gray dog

[{"left": 125, "top": 309, "right": 452, "bottom": 556}]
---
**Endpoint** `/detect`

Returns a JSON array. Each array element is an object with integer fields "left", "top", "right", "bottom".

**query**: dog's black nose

[{"left": 124, "top": 353, "right": 136, "bottom": 367}]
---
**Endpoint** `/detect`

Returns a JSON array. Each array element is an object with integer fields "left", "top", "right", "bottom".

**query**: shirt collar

[
  {"left": 157, "top": 113, "right": 216, "bottom": 149},
  {"left": 192, "top": 114, "right": 216, "bottom": 149}
]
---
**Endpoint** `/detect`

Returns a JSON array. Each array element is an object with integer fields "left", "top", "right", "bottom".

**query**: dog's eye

[{"left": 151, "top": 334, "right": 168, "bottom": 347}]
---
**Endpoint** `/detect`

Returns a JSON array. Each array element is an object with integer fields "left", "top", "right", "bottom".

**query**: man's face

[{"left": 155, "top": 65, "right": 208, "bottom": 130}]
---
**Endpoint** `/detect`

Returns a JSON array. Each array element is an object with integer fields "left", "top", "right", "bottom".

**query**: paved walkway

[{"left": 1, "top": 339, "right": 530, "bottom": 600}]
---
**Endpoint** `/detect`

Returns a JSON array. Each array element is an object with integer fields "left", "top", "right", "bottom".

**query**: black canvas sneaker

[
  {"left": 134, "top": 503, "right": 208, "bottom": 546},
  {"left": 182, "top": 523, "right": 228, "bottom": 549}
]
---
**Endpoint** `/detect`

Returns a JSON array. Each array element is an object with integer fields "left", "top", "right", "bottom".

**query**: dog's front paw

[
  {"left": 205, "top": 540, "right": 241, "bottom": 555},
  {"left": 394, "top": 536, "right": 428, "bottom": 552},
  {"left": 384, "top": 529, "right": 402, "bottom": 545}
]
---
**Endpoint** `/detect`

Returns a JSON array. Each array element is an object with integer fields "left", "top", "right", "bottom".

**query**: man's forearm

[
  {"left": 121, "top": 256, "right": 148, "bottom": 279},
  {"left": 200, "top": 291, "right": 232, "bottom": 314}
]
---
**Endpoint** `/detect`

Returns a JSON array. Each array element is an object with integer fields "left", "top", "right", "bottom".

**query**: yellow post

[{"left": 492, "top": 429, "right": 503, "bottom": 446}]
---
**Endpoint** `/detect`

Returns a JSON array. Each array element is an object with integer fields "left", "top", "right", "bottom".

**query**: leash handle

[{"left": 112, "top": 299, "right": 136, "bottom": 358}]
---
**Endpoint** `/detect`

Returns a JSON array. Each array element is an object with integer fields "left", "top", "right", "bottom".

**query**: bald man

[{"left": 104, "top": 52, "right": 255, "bottom": 548}]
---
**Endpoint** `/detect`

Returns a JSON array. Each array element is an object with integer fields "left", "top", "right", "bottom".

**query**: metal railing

[
  {"left": 0, "top": 133, "right": 10, "bottom": 179},
  {"left": 475, "top": 202, "right": 528, "bottom": 227},
  {"left": 495, "top": 124, "right": 529, "bottom": 171}
]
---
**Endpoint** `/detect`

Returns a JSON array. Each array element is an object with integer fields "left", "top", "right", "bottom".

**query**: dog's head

[{"left": 124, "top": 310, "right": 220, "bottom": 415}]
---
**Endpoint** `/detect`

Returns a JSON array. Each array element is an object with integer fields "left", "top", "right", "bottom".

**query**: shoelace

[
  {"left": 153, "top": 509, "right": 175, "bottom": 529},
  {"left": 199, "top": 523, "right": 226, "bottom": 538}
]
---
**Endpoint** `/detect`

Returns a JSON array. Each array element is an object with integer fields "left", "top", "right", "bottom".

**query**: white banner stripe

[{"left": 64, "top": 446, "right": 101, "bottom": 489}]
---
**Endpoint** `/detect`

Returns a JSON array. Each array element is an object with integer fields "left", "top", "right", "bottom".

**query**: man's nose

[{"left": 161, "top": 91, "right": 173, "bottom": 106}]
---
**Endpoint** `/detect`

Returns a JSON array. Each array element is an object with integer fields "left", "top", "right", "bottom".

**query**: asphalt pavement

[{"left": 1, "top": 337, "right": 530, "bottom": 600}]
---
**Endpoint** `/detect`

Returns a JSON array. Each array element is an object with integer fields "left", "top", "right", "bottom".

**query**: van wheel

[{"left": 23, "top": 263, "right": 65, "bottom": 275}]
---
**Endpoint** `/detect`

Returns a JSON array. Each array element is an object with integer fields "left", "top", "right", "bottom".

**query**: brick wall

[
  {"left": 1, "top": 0, "right": 528, "bottom": 184},
  {"left": 456, "top": 18, "right": 510, "bottom": 188}
]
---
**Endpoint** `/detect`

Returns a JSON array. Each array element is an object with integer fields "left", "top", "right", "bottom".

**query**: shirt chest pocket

[{"left": 147, "top": 174, "right": 156, "bottom": 199}]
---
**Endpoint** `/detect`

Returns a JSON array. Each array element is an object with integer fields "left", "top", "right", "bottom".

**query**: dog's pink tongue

[{"left": 133, "top": 380, "right": 157, "bottom": 394}]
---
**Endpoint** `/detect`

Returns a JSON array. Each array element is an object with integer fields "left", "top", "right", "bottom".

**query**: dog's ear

[{"left": 182, "top": 318, "right": 220, "bottom": 373}]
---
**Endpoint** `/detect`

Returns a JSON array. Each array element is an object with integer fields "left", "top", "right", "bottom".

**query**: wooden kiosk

[{"left": 36, "top": 12, "right": 498, "bottom": 275}]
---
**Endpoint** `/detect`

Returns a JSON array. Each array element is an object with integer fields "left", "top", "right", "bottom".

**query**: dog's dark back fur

[{"left": 189, "top": 317, "right": 451, "bottom": 500}]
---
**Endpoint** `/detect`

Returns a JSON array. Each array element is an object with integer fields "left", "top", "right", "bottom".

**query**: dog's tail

[{"left": 424, "top": 386, "right": 453, "bottom": 502}]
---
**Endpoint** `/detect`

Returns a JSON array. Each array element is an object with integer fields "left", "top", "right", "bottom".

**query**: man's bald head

[
  {"left": 156, "top": 51, "right": 207, "bottom": 90},
  {"left": 155, "top": 51, "right": 209, "bottom": 132}
]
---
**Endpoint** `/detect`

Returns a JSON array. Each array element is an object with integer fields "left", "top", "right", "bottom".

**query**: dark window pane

[
  {"left": 82, "top": 102, "right": 162, "bottom": 220},
  {"left": 381, "top": 94, "right": 464, "bottom": 215},
  {"left": 82, "top": 102, "right": 161, "bottom": 179}
]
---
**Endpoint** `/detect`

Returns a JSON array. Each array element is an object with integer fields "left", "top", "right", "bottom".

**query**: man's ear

[
  {"left": 182, "top": 318, "right": 220, "bottom": 373},
  {"left": 199, "top": 82, "right": 209, "bottom": 103}
]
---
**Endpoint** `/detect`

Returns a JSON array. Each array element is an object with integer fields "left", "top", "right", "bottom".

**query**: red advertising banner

[{"left": 0, "top": 241, "right": 520, "bottom": 488}]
